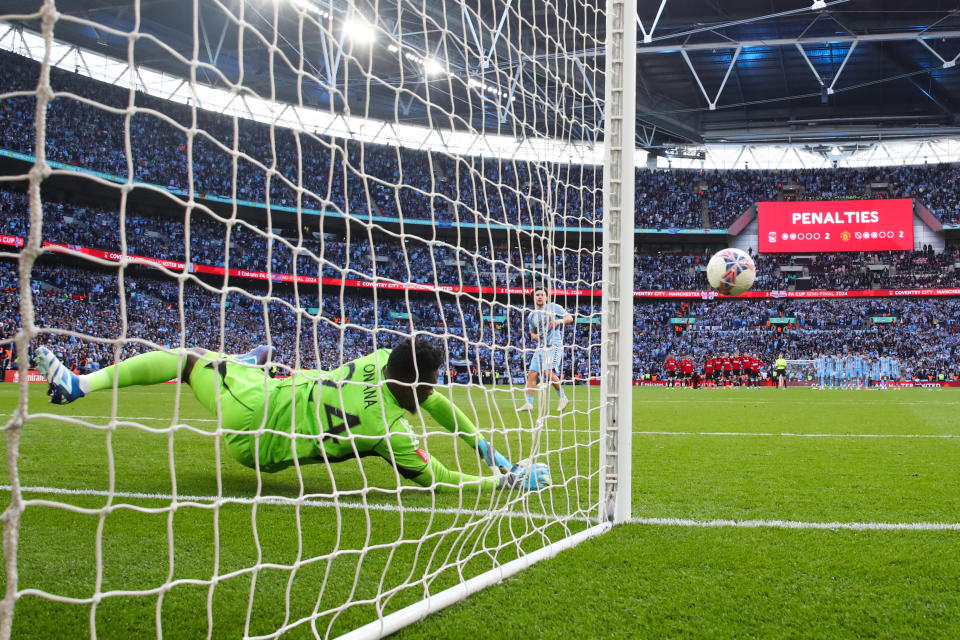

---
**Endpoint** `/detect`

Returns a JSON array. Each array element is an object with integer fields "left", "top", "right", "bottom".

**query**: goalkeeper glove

[
  {"left": 477, "top": 438, "right": 512, "bottom": 473},
  {"left": 499, "top": 462, "right": 552, "bottom": 491}
]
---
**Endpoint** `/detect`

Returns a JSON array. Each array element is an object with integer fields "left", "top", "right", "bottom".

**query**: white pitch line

[
  {"left": 635, "top": 430, "right": 960, "bottom": 438},
  {"left": 634, "top": 398, "right": 960, "bottom": 406},
  {"left": 628, "top": 516, "right": 960, "bottom": 531},
  {"left": 6, "top": 485, "right": 952, "bottom": 533}
]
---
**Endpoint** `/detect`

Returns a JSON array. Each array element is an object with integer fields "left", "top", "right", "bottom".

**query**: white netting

[{"left": 0, "top": 0, "right": 612, "bottom": 637}]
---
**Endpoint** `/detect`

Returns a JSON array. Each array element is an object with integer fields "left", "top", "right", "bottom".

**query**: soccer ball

[{"left": 706, "top": 248, "right": 756, "bottom": 296}]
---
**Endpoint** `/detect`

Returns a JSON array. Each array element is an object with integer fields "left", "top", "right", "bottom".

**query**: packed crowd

[
  {"left": 752, "top": 248, "right": 959, "bottom": 290},
  {"left": 3, "top": 46, "right": 960, "bottom": 386},
  {"left": 4, "top": 261, "right": 960, "bottom": 383},
  {"left": 634, "top": 297, "right": 960, "bottom": 381},
  {"left": 3, "top": 50, "right": 960, "bottom": 232},
  {"left": 0, "top": 261, "right": 602, "bottom": 381},
  {"left": 3, "top": 189, "right": 957, "bottom": 292}
]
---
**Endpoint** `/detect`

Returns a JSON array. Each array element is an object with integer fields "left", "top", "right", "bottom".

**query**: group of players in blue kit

[{"left": 813, "top": 353, "right": 902, "bottom": 389}]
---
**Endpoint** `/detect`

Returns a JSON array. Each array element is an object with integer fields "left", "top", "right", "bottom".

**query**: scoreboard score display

[{"left": 757, "top": 198, "right": 914, "bottom": 253}]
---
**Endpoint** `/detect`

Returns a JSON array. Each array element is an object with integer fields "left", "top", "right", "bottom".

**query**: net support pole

[{"left": 600, "top": 0, "right": 636, "bottom": 524}]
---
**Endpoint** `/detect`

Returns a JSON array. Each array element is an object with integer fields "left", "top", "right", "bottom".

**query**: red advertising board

[
  {"left": 758, "top": 199, "right": 914, "bottom": 253},
  {"left": 4, "top": 370, "right": 47, "bottom": 383},
  {"left": 6, "top": 232, "right": 959, "bottom": 300}
]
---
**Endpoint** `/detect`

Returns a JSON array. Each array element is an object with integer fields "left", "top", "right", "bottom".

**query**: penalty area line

[{"left": 629, "top": 516, "right": 960, "bottom": 531}]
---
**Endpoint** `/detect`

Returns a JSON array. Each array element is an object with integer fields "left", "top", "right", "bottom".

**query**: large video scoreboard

[{"left": 757, "top": 199, "right": 914, "bottom": 253}]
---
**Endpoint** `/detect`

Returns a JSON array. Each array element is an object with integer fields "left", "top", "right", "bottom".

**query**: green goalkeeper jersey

[
  {"left": 256, "top": 349, "right": 422, "bottom": 473},
  {"left": 248, "top": 349, "right": 497, "bottom": 489}
]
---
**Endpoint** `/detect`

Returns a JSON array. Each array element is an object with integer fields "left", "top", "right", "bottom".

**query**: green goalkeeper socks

[{"left": 84, "top": 350, "right": 188, "bottom": 394}]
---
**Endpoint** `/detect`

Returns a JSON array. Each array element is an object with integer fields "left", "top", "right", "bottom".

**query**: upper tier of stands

[{"left": 1, "top": 50, "right": 959, "bottom": 231}]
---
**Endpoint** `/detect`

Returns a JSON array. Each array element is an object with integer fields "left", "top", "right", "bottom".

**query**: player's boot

[
  {"left": 35, "top": 346, "right": 86, "bottom": 405},
  {"left": 517, "top": 402, "right": 534, "bottom": 412},
  {"left": 556, "top": 396, "right": 569, "bottom": 412},
  {"left": 234, "top": 345, "right": 273, "bottom": 366}
]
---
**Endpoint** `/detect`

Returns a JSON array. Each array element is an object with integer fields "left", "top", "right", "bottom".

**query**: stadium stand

[
  {"left": 3, "top": 50, "right": 960, "bottom": 231},
  {"left": 2, "top": 48, "right": 960, "bottom": 387},
  {"left": 5, "top": 257, "right": 960, "bottom": 384}
]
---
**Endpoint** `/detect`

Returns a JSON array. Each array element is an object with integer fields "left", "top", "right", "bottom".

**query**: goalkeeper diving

[{"left": 34, "top": 336, "right": 551, "bottom": 491}]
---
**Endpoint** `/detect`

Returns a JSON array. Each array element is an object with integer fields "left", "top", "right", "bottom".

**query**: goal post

[
  {"left": 0, "top": 0, "right": 634, "bottom": 637},
  {"left": 600, "top": 0, "right": 636, "bottom": 524}
]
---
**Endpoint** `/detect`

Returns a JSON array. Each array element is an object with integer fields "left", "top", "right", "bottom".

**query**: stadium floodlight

[
  {"left": 467, "top": 76, "right": 505, "bottom": 96},
  {"left": 290, "top": 0, "right": 329, "bottom": 19},
  {"left": 422, "top": 58, "right": 445, "bottom": 76},
  {"left": 402, "top": 50, "right": 447, "bottom": 76},
  {"left": 343, "top": 17, "right": 375, "bottom": 43}
]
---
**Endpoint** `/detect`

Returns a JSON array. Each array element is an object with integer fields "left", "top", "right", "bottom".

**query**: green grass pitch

[{"left": 2, "top": 384, "right": 959, "bottom": 638}]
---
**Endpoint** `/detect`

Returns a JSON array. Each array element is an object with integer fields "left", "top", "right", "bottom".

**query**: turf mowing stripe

[
  {"left": 6, "top": 486, "right": 956, "bottom": 532},
  {"left": 634, "top": 430, "right": 960, "bottom": 438},
  {"left": 0, "top": 484, "right": 566, "bottom": 522},
  {"left": 16, "top": 414, "right": 954, "bottom": 438},
  {"left": 628, "top": 516, "right": 960, "bottom": 531}
]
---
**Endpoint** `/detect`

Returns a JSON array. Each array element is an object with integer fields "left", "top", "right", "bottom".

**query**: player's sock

[
  {"left": 85, "top": 350, "right": 187, "bottom": 393},
  {"left": 555, "top": 386, "right": 566, "bottom": 399},
  {"left": 525, "top": 393, "right": 535, "bottom": 405}
]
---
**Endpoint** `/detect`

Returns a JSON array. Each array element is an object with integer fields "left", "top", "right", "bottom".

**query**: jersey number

[
  {"left": 322, "top": 403, "right": 361, "bottom": 440},
  {"left": 319, "top": 361, "right": 360, "bottom": 440}
]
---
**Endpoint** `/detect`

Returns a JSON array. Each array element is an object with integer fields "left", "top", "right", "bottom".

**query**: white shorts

[{"left": 529, "top": 346, "right": 562, "bottom": 373}]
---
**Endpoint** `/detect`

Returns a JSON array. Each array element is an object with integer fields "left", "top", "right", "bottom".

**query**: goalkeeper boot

[
  {"left": 234, "top": 345, "right": 273, "bottom": 367},
  {"left": 35, "top": 346, "right": 86, "bottom": 405}
]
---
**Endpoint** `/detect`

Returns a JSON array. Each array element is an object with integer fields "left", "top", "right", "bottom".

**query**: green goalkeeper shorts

[{"left": 187, "top": 351, "right": 270, "bottom": 469}]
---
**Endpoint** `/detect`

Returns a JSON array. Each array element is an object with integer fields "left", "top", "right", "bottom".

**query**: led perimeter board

[{"left": 758, "top": 199, "right": 914, "bottom": 253}]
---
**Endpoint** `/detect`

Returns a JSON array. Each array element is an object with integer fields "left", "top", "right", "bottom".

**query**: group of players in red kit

[{"left": 663, "top": 353, "right": 766, "bottom": 387}]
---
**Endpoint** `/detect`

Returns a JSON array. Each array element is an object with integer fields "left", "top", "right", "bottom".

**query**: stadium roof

[{"left": 7, "top": 0, "right": 960, "bottom": 152}]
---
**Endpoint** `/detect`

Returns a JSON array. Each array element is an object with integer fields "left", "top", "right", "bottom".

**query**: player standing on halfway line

[
  {"left": 703, "top": 357, "right": 715, "bottom": 388},
  {"left": 775, "top": 354, "right": 788, "bottom": 389},
  {"left": 519, "top": 288, "right": 573, "bottom": 413},
  {"left": 721, "top": 353, "right": 733, "bottom": 386},
  {"left": 880, "top": 355, "right": 892, "bottom": 389},
  {"left": 731, "top": 353, "right": 742, "bottom": 386},
  {"left": 664, "top": 354, "right": 678, "bottom": 385},
  {"left": 814, "top": 353, "right": 826, "bottom": 389},
  {"left": 34, "top": 337, "right": 551, "bottom": 492},
  {"left": 680, "top": 355, "right": 694, "bottom": 387}
]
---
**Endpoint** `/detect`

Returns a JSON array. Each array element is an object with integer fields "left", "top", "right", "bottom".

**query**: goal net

[{"left": 0, "top": 0, "right": 631, "bottom": 637}]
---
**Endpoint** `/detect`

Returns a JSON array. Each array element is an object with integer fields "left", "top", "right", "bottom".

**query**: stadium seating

[
  {"left": 5, "top": 260, "right": 960, "bottom": 382},
  {"left": 2, "top": 49, "right": 959, "bottom": 230},
  {"left": 2, "top": 47, "right": 960, "bottom": 384}
]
